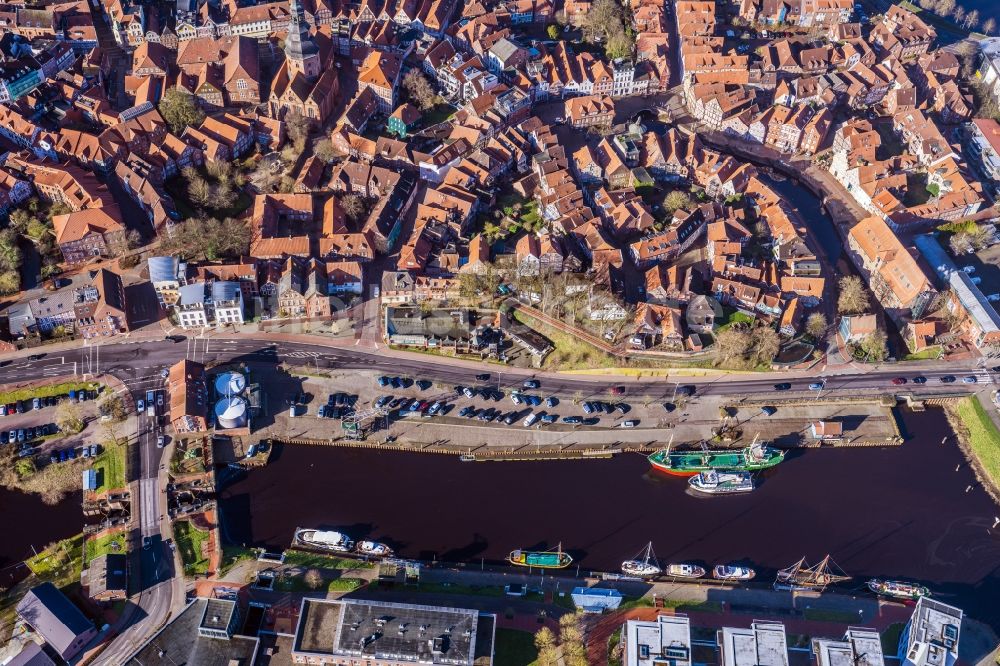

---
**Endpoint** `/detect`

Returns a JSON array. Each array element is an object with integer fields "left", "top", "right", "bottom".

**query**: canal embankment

[{"left": 944, "top": 394, "right": 1000, "bottom": 505}]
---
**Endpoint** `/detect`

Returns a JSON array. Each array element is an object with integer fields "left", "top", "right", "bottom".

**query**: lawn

[
  {"left": 422, "top": 103, "right": 456, "bottom": 127},
  {"left": 608, "top": 627, "right": 624, "bottom": 666},
  {"left": 902, "top": 346, "right": 942, "bottom": 361},
  {"left": 25, "top": 534, "right": 85, "bottom": 587},
  {"left": 0, "top": 381, "right": 100, "bottom": 405},
  {"left": 275, "top": 572, "right": 364, "bottom": 593},
  {"left": 513, "top": 310, "right": 617, "bottom": 371},
  {"left": 174, "top": 520, "right": 211, "bottom": 576},
  {"left": 84, "top": 529, "right": 128, "bottom": 562},
  {"left": 717, "top": 308, "right": 755, "bottom": 332},
  {"left": 494, "top": 629, "right": 538, "bottom": 666},
  {"left": 283, "top": 550, "right": 375, "bottom": 570},
  {"left": 952, "top": 396, "right": 1000, "bottom": 491},
  {"left": 93, "top": 443, "right": 126, "bottom": 493},
  {"left": 803, "top": 608, "right": 863, "bottom": 623},
  {"left": 220, "top": 544, "right": 257, "bottom": 574},
  {"left": 881, "top": 622, "right": 905, "bottom": 656}
]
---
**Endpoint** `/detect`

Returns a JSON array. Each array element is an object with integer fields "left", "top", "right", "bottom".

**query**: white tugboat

[
  {"left": 688, "top": 470, "right": 755, "bottom": 495},
  {"left": 666, "top": 563, "right": 706, "bottom": 579},
  {"left": 713, "top": 564, "right": 756, "bottom": 581},
  {"left": 294, "top": 528, "right": 355, "bottom": 553},
  {"left": 356, "top": 540, "right": 394, "bottom": 558},
  {"left": 621, "top": 542, "right": 661, "bottom": 577}
]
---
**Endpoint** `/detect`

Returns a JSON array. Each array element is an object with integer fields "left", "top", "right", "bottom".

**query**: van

[
  {"left": 289, "top": 405, "right": 298, "bottom": 418},
  {"left": 523, "top": 413, "right": 538, "bottom": 427}
]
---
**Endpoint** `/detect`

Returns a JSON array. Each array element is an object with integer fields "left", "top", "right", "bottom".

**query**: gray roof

[
  {"left": 6, "top": 301, "right": 36, "bottom": 335},
  {"left": 294, "top": 598, "right": 482, "bottom": 665},
  {"left": 385, "top": 307, "right": 478, "bottom": 342},
  {"left": 88, "top": 554, "right": 127, "bottom": 598},
  {"left": 125, "top": 598, "right": 259, "bottom": 666},
  {"left": 210, "top": 281, "right": 241, "bottom": 304},
  {"left": 490, "top": 38, "right": 521, "bottom": 63},
  {"left": 148, "top": 256, "right": 180, "bottom": 283},
  {"left": 178, "top": 282, "right": 207, "bottom": 307},
  {"left": 16, "top": 583, "right": 95, "bottom": 658},
  {"left": 915, "top": 235, "right": 1000, "bottom": 338},
  {"left": 7, "top": 642, "right": 56, "bottom": 666}
]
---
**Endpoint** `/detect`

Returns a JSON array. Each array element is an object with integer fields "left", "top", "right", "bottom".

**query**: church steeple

[{"left": 285, "top": 0, "right": 320, "bottom": 81}]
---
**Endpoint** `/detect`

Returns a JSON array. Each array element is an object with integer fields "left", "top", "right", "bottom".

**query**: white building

[
  {"left": 175, "top": 282, "right": 209, "bottom": 328},
  {"left": 814, "top": 628, "right": 885, "bottom": 666},
  {"left": 899, "top": 598, "right": 962, "bottom": 666},
  {"left": 718, "top": 621, "right": 789, "bottom": 666},
  {"left": 173, "top": 281, "right": 244, "bottom": 328},
  {"left": 624, "top": 614, "right": 691, "bottom": 666}
]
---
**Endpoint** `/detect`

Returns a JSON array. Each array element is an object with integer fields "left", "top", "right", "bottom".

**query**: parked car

[
  {"left": 417, "top": 380, "right": 432, "bottom": 391},
  {"left": 31, "top": 398, "right": 41, "bottom": 410},
  {"left": 540, "top": 414, "right": 558, "bottom": 424},
  {"left": 503, "top": 413, "right": 517, "bottom": 425},
  {"left": 137, "top": 399, "right": 145, "bottom": 412},
  {"left": 546, "top": 396, "right": 558, "bottom": 408},
  {"left": 619, "top": 420, "right": 638, "bottom": 428},
  {"left": 563, "top": 416, "right": 583, "bottom": 424},
  {"left": 157, "top": 435, "right": 166, "bottom": 448},
  {"left": 761, "top": 406, "right": 777, "bottom": 416},
  {"left": 89, "top": 444, "right": 98, "bottom": 457},
  {"left": 523, "top": 413, "right": 539, "bottom": 427},
  {"left": 510, "top": 393, "right": 523, "bottom": 405},
  {"left": 463, "top": 387, "right": 475, "bottom": 399},
  {"left": 157, "top": 393, "right": 164, "bottom": 407},
  {"left": 459, "top": 406, "right": 474, "bottom": 418},
  {"left": 662, "top": 402, "right": 676, "bottom": 412},
  {"left": 377, "top": 376, "right": 390, "bottom": 387},
  {"left": 582, "top": 402, "right": 594, "bottom": 414},
  {"left": 676, "top": 385, "right": 694, "bottom": 397}
]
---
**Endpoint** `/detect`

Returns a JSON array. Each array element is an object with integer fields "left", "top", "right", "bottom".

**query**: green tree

[
  {"left": 534, "top": 627, "right": 558, "bottom": 666},
  {"left": 0, "top": 270, "right": 19, "bottom": 294},
  {"left": 158, "top": 88, "right": 205, "bottom": 134},
  {"left": 0, "top": 229, "right": 23, "bottom": 272},
  {"left": 605, "top": 25, "right": 635, "bottom": 59},
  {"left": 547, "top": 24, "right": 560, "bottom": 39}
]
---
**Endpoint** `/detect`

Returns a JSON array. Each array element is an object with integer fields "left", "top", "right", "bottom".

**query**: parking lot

[
  {"left": 251, "top": 368, "right": 900, "bottom": 451},
  {"left": 0, "top": 388, "right": 106, "bottom": 461}
]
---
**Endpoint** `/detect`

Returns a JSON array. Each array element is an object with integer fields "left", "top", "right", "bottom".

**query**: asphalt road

[{"left": 0, "top": 335, "right": 994, "bottom": 663}]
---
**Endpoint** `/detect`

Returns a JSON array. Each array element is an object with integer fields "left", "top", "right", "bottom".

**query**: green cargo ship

[
  {"left": 507, "top": 543, "right": 572, "bottom": 569},
  {"left": 648, "top": 438, "right": 785, "bottom": 476}
]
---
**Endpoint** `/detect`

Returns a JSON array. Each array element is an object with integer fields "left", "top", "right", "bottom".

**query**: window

[{"left": 237, "top": 79, "right": 248, "bottom": 90}]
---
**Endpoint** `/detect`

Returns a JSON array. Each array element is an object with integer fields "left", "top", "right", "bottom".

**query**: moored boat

[
  {"left": 294, "top": 528, "right": 355, "bottom": 553},
  {"left": 713, "top": 565, "right": 755, "bottom": 581},
  {"left": 622, "top": 542, "right": 661, "bottom": 577},
  {"left": 867, "top": 579, "right": 930, "bottom": 601},
  {"left": 356, "top": 540, "right": 394, "bottom": 558},
  {"left": 666, "top": 563, "right": 706, "bottom": 579},
  {"left": 508, "top": 543, "right": 572, "bottom": 569},
  {"left": 774, "top": 555, "right": 849, "bottom": 592},
  {"left": 689, "top": 471, "right": 755, "bottom": 494},
  {"left": 649, "top": 437, "right": 784, "bottom": 476}
]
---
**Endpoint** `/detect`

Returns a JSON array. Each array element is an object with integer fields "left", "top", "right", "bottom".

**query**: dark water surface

[
  {"left": 0, "top": 487, "right": 80, "bottom": 585},
  {"left": 219, "top": 409, "right": 1000, "bottom": 624}
]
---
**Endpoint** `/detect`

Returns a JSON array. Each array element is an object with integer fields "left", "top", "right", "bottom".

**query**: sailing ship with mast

[
  {"left": 507, "top": 543, "right": 573, "bottom": 569},
  {"left": 774, "top": 555, "right": 850, "bottom": 591},
  {"left": 621, "top": 542, "right": 661, "bottom": 577},
  {"left": 648, "top": 434, "right": 785, "bottom": 477}
]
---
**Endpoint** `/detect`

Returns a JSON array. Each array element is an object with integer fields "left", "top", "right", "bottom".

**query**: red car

[
  {"left": 891, "top": 377, "right": 907, "bottom": 385},
  {"left": 610, "top": 386, "right": 626, "bottom": 395}
]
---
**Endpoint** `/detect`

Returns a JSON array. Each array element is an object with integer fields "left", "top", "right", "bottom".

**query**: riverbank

[{"left": 944, "top": 395, "right": 1000, "bottom": 504}]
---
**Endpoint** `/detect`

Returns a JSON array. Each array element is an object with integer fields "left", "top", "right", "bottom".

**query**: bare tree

[
  {"left": 402, "top": 70, "right": 438, "bottom": 111},
  {"left": 304, "top": 569, "right": 323, "bottom": 589},
  {"left": 56, "top": 401, "right": 84, "bottom": 434},
  {"left": 805, "top": 312, "right": 828, "bottom": 338},
  {"left": 964, "top": 9, "right": 979, "bottom": 29},
  {"left": 983, "top": 17, "right": 997, "bottom": 34},
  {"left": 837, "top": 275, "right": 870, "bottom": 315}
]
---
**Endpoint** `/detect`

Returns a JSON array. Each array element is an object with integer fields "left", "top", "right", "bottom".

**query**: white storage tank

[
  {"left": 215, "top": 396, "right": 248, "bottom": 429},
  {"left": 214, "top": 371, "right": 246, "bottom": 397}
]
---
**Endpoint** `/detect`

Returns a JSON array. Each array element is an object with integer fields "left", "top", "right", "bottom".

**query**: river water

[
  {"left": 219, "top": 408, "right": 1000, "bottom": 626},
  {"left": 0, "top": 487, "right": 80, "bottom": 589}
]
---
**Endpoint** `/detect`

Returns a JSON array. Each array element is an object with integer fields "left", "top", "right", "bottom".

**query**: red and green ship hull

[{"left": 648, "top": 445, "right": 785, "bottom": 476}]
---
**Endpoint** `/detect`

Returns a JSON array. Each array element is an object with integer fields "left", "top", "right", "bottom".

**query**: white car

[{"left": 137, "top": 399, "right": 145, "bottom": 412}]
